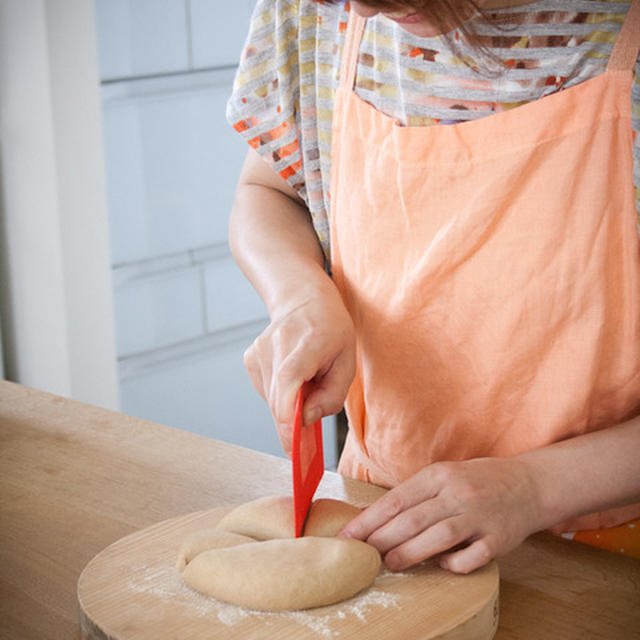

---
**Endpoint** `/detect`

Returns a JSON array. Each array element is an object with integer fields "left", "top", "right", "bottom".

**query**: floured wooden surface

[
  {"left": 125, "top": 558, "right": 406, "bottom": 638},
  {"left": 78, "top": 506, "right": 499, "bottom": 639}
]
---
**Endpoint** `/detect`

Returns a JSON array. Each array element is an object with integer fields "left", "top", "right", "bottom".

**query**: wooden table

[{"left": 1, "top": 380, "right": 638, "bottom": 639}]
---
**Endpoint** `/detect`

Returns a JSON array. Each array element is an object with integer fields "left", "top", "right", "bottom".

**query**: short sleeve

[{"left": 226, "top": 0, "right": 308, "bottom": 202}]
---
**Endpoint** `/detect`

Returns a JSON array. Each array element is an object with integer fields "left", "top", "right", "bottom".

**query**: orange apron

[{"left": 329, "top": 4, "right": 640, "bottom": 556}]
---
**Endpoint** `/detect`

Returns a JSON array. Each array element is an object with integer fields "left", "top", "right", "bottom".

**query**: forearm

[
  {"left": 229, "top": 154, "right": 335, "bottom": 320},
  {"left": 228, "top": 150, "right": 356, "bottom": 430},
  {"left": 518, "top": 415, "right": 640, "bottom": 530}
]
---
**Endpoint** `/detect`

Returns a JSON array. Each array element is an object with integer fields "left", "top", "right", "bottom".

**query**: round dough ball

[
  {"left": 181, "top": 536, "right": 381, "bottom": 611},
  {"left": 176, "top": 529, "right": 255, "bottom": 572},
  {"left": 216, "top": 495, "right": 294, "bottom": 539}
]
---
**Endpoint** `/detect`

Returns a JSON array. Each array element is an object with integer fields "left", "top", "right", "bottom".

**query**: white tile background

[{"left": 95, "top": 0, "right": 338, "bottom": 467}]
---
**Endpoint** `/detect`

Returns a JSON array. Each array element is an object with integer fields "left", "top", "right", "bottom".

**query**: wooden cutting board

[{"left": 78, "top": 506, "right": 499, "bottom": 639}]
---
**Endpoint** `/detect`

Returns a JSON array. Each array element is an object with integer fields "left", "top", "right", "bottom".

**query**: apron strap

[
  {"left": 607, "top": 0, "right": 640, "bottom": 72},
  {"left": 338, "top": 11, "right": 367, "bottom": 91}
]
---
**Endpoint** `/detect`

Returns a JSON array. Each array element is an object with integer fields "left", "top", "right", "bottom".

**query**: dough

[
  {"left": 178, "top": 495, "right": 380, "bottom": 611},
  {"left": 215, "top": 495, "right": 362, "bottom": 539},
  {"left": 215, "top": 495, "right": 294, "bottom": 539},
  {"left": 176, "top": 529, "right": 255, "bottom": 572},
  {"left": 181, "top": 537, "right": 381, "bottom": 611},
  {"left": 304, "top": 498, "right": 362, "bottom": 537}
]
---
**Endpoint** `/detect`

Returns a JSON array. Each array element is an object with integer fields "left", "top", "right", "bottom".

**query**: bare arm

[
  {"left": 522, "top": 414, "right": 640, "bottom": 531},
  {"left": 229, "top": 149, "right": 356, "bottom": 453},
  {"left": 229, "top": 148, "right": 326, "bottom": 316}
]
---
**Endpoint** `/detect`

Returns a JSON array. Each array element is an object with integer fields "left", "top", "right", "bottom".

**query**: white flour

[{"left": 128, "top": 564, "right": 405, "bottom": 638}]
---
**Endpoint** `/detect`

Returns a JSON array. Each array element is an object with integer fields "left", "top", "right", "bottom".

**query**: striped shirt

[{"left": 227, "top": 0, "right": 640, "bottom": 260}]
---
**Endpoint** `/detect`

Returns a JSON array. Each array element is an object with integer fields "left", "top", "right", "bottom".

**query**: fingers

[
  {"left": 339, "top": 469, "right": 439, "bottom": 541},
  {"left": 438, "top": 537, "right": 496, "bottom": 574},
  {"left": 343, "top": 495, "right": 494, "bottom": 573},
  {"left": 339, "top": 485, "right": 475, "bottom": 573},
  {"left": 384, "top": 516, "right": 471, "bottom": 571},
  {"left": 337, "top": 461, "right": 504, "bottom": 573},
  {"left": 364, "top": 499, "right": 453, "bottom": 555}
]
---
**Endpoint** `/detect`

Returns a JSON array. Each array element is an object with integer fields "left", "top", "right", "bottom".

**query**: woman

[{"left": 227, "top": 0, "right": 640, "bottom": 572}]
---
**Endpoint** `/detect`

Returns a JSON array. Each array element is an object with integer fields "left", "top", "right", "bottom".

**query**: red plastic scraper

[{"left": 291, "top": 383, "right": 324, "bottom": 537}]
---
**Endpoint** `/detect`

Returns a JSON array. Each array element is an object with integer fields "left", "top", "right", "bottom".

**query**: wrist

[
  {"left": 512, "top": 451, "right": 569, "bottom": 532},
  {"left": 266, "top": 267, "right": 345, "bottom": 322}
]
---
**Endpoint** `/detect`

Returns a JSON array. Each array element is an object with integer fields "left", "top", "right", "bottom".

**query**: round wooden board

[{"left": 78, "top": 506, "right": 499, "bottom": 640}]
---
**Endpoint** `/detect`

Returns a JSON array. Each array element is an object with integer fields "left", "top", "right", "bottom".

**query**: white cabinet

[
  {"left": 114, "top": 264, "right": 205, "bottom": 357},
  {"left": 95, "top": 0, "right": 190, "bottom": 79},
  {"left": 102, "top": 70, "right": 244, "bottom": 264}
]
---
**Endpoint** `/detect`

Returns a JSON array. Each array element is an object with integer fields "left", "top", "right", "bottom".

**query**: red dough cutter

[{"left": 291, "top": 383, "right": 324, "bottom": 537}]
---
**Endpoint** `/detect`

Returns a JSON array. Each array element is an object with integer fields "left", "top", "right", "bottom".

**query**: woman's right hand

[{"left": 244, "top": 283, "right": 356, "bottom": 456}]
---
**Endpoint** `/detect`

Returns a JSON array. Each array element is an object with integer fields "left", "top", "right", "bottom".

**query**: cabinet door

[
  {"left": 95, "top": 0, "right": 190, "bottom": 80},
  {"left": 102, "top": 69, "right": 245, "bottom": 264}
]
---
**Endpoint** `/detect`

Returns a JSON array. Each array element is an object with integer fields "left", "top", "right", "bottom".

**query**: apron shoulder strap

[
  {"left": 338, "top": 11, "right": 367, "bottom": 91},
  {"left": 607, "top": 0, "right": 640, "bottom": 72}
]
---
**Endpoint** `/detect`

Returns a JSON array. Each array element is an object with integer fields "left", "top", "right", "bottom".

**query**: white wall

[{"left": 0, "top": 0, "right": 119, "bottom": 409}]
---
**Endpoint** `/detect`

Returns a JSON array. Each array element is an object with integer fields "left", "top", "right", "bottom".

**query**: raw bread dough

[
  {"left": 304, "top": 498, "right": 362, "bottom": 537},
  {"left": 215, "top": 495, "right": 294, "bottom": 540},
  {"left": 176, "top": 529, "right": 255, "bottom": 572},
  {"left": 215, "top": 495, "right": 362, "bottom": 539},
  {"left": 178, "top": 495, "right": 380, "bottom": 611},
  {"left": 181, "top": 536, "right": 381, "bottom": 611}
]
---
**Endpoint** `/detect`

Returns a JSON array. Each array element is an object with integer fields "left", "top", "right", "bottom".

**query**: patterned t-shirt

[{"left": 227, "top": 0, "right": 640, "bottom": 261}]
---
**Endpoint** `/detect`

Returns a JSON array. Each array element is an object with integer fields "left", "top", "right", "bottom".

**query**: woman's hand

[
  {"left": 339, "top": 457, "right": 543, "bottom": 574},
  {"left": 244, "top": 283, "right": 356, "bottom": 455}
]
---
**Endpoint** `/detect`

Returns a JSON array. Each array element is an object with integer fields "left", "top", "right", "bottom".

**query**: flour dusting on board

[{"left": 128, "top": 564, "right": 404, "bottom": 637}]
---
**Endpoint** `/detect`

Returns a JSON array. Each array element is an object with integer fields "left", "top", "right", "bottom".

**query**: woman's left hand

[{"left": 338, "top": 457, "right": 544, "bottom": 574}]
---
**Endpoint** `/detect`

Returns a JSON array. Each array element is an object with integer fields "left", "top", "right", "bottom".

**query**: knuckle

[
  {"left": 244, "top": 335, "right": 267, "bottom": 367},
  {"left": 438, "top": 519, "right": 460, "bottom": 542},
  {"left": 429, "top": 461, "right": 453, "bottom": 484},
  {"left": 453, "top": 482, "right": 475, "bottom": 504},
  {"left": 276, "top": 357, "right": 297, "bottom": 380},
  {"left": 398, "top": 509, "right": 424, "bottom": 535},
  {"left": 384, "top": 492, "right": 406, "bottom": 519},
  {"left": 275, "top": 346, "right": 305, "bottom": 377},
  {"left": 243, "top": 343, "right": 255, "bottom": 366}
]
